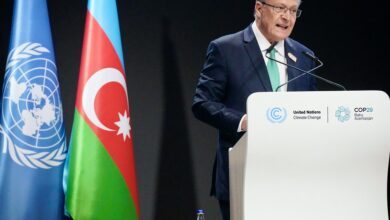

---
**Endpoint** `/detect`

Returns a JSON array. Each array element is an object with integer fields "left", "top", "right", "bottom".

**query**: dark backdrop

[{"left": 1, "top": 0, "right": 389, "bottom": 219}]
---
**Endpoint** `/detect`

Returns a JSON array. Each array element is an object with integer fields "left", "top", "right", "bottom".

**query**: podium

[{"left": 229, "top": 91, "right": 390, "bottom": 220}]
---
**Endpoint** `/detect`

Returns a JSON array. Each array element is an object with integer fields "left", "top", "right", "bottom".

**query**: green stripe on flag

[{"left": 66, "top": 110, "right": 138, "bottom": 220}]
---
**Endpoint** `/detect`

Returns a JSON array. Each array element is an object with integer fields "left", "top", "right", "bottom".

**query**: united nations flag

[{"left": 0, "top": 1, "right": 67, "bottom": 219}]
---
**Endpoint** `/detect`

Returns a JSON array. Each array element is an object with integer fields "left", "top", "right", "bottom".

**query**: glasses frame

[{"left": 261, "top": 1, "right": 302, "bottom": 18}]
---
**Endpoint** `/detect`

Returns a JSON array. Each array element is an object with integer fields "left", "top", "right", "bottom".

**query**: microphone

[
  {"left": 265, "top": 45, "right": 346, "bottom": 91},
  {"left": 266, "top": 41, "right": 278, "bottom": 54}
]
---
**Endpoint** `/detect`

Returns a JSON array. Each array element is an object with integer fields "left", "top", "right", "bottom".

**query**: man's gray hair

[{"left": 256, "top": 0, "right": 302, "bottom": 6}]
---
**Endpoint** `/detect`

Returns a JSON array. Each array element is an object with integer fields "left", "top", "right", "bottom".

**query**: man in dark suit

[{"left": 192, "top": 0, "right": 317, "bottom": 219}]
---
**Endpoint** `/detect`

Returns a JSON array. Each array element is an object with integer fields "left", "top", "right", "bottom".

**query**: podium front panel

[{"left": 243, "top": 91, "right": 390, "bottom": 220}]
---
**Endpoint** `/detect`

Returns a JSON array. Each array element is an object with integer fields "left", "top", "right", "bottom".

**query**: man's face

[{"left": 255, "top": 0, "right": 299, "bottom": 43}]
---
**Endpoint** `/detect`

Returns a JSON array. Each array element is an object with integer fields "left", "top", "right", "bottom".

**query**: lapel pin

[{"left": 288, "top": 52, "right": 297, "bottom": 62}]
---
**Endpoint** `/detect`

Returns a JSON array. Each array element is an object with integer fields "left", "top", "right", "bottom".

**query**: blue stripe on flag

[{"left": 88, "top": 0, "right": 125, "bottom": 68}]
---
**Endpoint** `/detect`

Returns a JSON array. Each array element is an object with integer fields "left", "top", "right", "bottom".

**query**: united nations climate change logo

[
  {"left": 0, "top": 42, "right": 66, "bottom": 169},
  {"left": 267, "top": 107, "right": 287, "bottom": 123},
  {"left": 335, "top": 106, "right": 351, "bottom": 122}
]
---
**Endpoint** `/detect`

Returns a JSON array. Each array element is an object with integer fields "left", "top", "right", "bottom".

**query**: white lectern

[{"left": 229, "top": 91, "right": 390, "bottom": 220}]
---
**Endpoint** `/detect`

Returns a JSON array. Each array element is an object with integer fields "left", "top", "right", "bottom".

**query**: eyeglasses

[{"left": 261, "top": 1, "right": 302, "bottom": 18}]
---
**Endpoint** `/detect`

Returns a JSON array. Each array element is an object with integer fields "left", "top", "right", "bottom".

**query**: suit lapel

[
  {"left": 242, "top": 25, "right": 273, "bottom": 92},
  {"left": 285, "top": 39, "right": 300, "bottom": 91}
]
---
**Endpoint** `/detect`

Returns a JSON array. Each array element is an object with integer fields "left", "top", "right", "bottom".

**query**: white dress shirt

[{"left": 251, "top": 22, "right": 288, "bottom": 91}]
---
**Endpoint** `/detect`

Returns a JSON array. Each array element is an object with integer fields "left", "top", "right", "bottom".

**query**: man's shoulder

[
  {"left": 286, "top": 38, "right": 314, "bottom": 54},
  {"left": 209, "top": 27, "right": 247, "bottom": 48}
]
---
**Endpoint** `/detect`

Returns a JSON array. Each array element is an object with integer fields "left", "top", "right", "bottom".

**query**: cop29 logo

[
  {"left": 335, "top": 106, "right": 351, "bottom": 122},
  {"left": 267, "top": 107, "right": 287, "bottom": 123}
]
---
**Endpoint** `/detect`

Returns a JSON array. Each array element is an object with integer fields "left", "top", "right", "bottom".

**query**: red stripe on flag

[{"left": 74, "top": 11, "right": 139, "bottom": 214}]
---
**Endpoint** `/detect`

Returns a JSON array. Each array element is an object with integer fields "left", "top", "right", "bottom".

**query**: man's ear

[{"left": 254, "top": 1, "right": 263, "bottom": 19}]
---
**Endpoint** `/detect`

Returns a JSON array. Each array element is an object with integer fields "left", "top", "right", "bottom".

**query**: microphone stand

[{"left": 264, "top": 45, "right": 347, "bottom": 91}]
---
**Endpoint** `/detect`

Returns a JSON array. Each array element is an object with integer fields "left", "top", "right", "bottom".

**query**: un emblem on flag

[{"left": 0, "top": 42, "right": 67, "bottom": 169}]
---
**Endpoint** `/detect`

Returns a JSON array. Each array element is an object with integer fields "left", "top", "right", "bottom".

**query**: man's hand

[{"left": 241, "top": 115, "right": 247, "bottom": 131}]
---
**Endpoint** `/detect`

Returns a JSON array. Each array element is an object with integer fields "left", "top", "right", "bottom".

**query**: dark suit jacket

[{"left": 192, "top": 24, "right": 317, "bottom": 201}]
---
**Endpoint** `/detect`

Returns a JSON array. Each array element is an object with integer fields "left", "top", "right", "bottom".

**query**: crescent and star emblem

[{"left": 81, "top": 67, "right": 131, "bottom": 141}]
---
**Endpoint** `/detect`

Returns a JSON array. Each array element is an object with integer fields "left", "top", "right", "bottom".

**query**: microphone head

[
  {"left": 303, "top": 51, "right": 319, "bottom": 61},
  {"left": 266, "top": 42, "right": 278, "bottom": 54}
]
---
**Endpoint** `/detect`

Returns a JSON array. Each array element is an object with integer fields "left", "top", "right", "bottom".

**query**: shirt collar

[{"left": 251, "top": 22, "right": 285, "bottom": 56}]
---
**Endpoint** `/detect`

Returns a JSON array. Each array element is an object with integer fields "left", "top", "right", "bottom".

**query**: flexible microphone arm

[
  {"left": 301, "top": 52, "right": 346, "bottom": 91},
  {"left": 264, "top": 46, "right": 346, "bottom": 91},
  {"left": 273, "top": 53, "right": 324, "bottom": 92}
]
